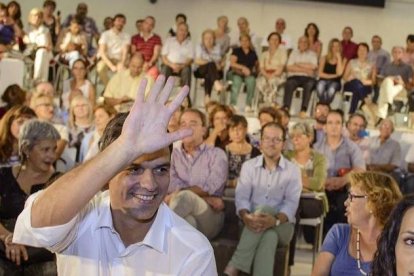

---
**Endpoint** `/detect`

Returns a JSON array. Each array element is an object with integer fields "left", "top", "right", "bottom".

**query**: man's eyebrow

[{"left": 128, "top": 162, "right": 171, "bottom": 168}]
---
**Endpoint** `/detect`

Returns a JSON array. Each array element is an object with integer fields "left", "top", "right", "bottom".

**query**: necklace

[{"left": 356, "top": 229, "right": 368, "bottom": 276}]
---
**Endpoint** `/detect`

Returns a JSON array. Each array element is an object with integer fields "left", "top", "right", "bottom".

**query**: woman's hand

[{"left": 4, "top": 234, "right": 28, "bottom": 266}]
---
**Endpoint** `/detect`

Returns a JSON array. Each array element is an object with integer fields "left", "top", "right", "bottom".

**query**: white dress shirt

[
  {"left": 161, "top": 37, "right": 194, "bottom": 64},
  {"left": 98, "top": 29, "right": 131, "bottom": 60},
  {"left": 14, "top": 191, "right": 217, "bottom": 276}
]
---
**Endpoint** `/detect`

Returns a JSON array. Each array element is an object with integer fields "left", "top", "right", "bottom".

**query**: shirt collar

[{"left": 253, "top": 154, "right": 286, "bottom": 170}]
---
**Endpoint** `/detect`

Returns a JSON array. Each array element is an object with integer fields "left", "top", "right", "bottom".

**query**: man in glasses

[{"left": 224, "top": 122, "right": 301, "bottom": 276}]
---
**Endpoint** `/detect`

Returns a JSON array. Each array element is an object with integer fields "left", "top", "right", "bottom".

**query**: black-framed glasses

[{"left": 348, "top": 192, "right": 367, "bottom": 202}]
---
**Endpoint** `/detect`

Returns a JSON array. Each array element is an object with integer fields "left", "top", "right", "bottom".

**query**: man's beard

[{"left": 315, "top": 116, "right": 327, "bottom": 125}]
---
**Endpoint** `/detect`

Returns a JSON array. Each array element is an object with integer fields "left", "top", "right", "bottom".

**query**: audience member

[
  {"left": 102, "top": 16, "right": 113, "bottom": 32},
  {"left": 229, "top": 33, "right": 258, "bottom": 112},
  {"left": 345, "top": 113, "right": 370, "bottom": 163},
  {"left": 312, "top": 171, "right": 402, "bottom": 275},
  {"left": 314, "top": 110, "right": 365, "bottom": 236},
  {"left": 0, "top": 5, "right": 15, "bottom": 47},
  {"left": 341, "top": 26, "right": 358, "bottom": 60},
  {"left": 284, "top": 36, "right": 318, "bottom": 118},
  {"left": 257, "top": 32, "right": 287, "bottom": 106},
  {"left": 305, "top": 23, "right": 322, "bottom": 58},
  {"left": 262, "top": 18, "right": 293, "bottom": 50},
  {"left": 226, "top": 115, "right": 261, "bottom": 188},
  {"left": 316, "top": 38, "right": 344, "bottom": 105},
  {"left": 0, "top": 106, "right": 36, "bottom": 167},
  {"left": 372, "top": 194, "right": 414, "bottom": 276},
  {"left": 131, "top": 16, "right": 162, "bottom": 80},
  {"left": 214, "top": 16, "right": 230, "bottom": 56},
  {"left": 0, "top": 119, "right": 60, "bottom": 274},
  {"left": 343, "top": 43, "right": 376, "bottom": 114},
  {"left": 59, "top": 18, "right": 88, "bottom": 67},
  {"left": 205, "top": 104, "right": 233, "bottom": 150},
  {"left": 167, "top": 108, "right": 228, "bottom": 239},
  {"left": 232, "top": 17, "right": 258, "bottom": 49},
  {"left": 42, "top": 0, "right": 60, "bottom": 47},
  {"left": 161, "top": 22, "right": 193, "bottom": 90},
  {"left": 167, "top": 13, "right": 188, "bottom": 37},
  {"left": 376, "top": 46, "right": 413, "bottom": 122},
  {"left": 0, "top": 84, "right": 26, "bottom": 119},
  {"left": 135, "top": 19, "right": 143, "bottom": 33},
  {"left": 402, "top": 34, "right": 414, "bottom": 69},
  {"left": 24, "top": 8, "right": 53, "bottom": 82},
  {"left": 6, "top": 1, "right": 23, "bottom": 49},
  {"left": 13, "top": 78, "right": 217, "bottom": 275},
  {"left": 259, "top": 106, "right": 279, "bottom": 127},
  {"left": 194, "top": 29, "right": 226, "bottom": 105},
  {"left": 367, "top": 35, "right": 390, "bottom": 74},
  {"left": 104, "top": 53, "right": 152, "bottom": 112},
  {"left": 367, "top": 118, "right": 401, "bottom": 173},
  {"left": 313, "top": 102, "right": 330, "bottom": 144},
  {"left": 97, "top": 13, "right": 130, "bottom": 86},
  {"left": 224, "top": 122, "right": 301, "bottom": 276}
]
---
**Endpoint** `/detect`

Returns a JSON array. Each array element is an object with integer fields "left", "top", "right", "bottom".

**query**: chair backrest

[{"left": 0, "top": 58, "right": 25, "bottom": 104}]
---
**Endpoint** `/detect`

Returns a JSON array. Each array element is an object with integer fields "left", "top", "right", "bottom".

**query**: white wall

[{"left": 20, "top": 0, "right": 414, "bottom": 53}]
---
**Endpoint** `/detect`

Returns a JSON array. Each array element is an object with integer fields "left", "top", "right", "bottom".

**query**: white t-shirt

[{"left": 98, "top": 29, "right": 131, "bottom": 60}]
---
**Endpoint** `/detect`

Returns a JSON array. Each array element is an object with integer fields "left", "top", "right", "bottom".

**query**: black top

[
  {"left": 321, "top": 61, "right": 341, "bottom": 82},
  {"left": 226, "top": 146, "right": 261, "bottom": 180},
  {"left": 232, "top": 47, "right": 258, "bottom": 72}
]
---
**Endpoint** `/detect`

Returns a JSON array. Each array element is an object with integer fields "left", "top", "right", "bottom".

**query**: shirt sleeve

[
  {"left": 161, "top": 38, "right": 170, "bottom": 56},
  {"left": 279, "top": 163, "right": 302, "bottom": 223},
  {"left": 349, "top": 141, "right": 366, "bottom": 169},
  {"left": 405, "top": 144, "right": 414, "bottom": 163},
  {"left": 178, "top": 246, "right": 217, "bottom": 276},
  {"left": 98, "top": 31, "right": 108, "bottom": 46},
  {"left": 168, "top": 149, "right": 185, "bottom": 193},
  {"left": 287, "top": 50, "right": 297, "bottom": 66},
  {"left": 187, "top": 42, "right": 194, "bottom": 60},
  {"left": 321, "top": 224, "right": 348, "bottom": 257},
  {"left": 204, "top": 149, "right": 228, "bottom": 196},
  {"left": 390, "top": 142, "right": 402, "bottom": 167},
  {"left": 235, "top": 162, "right": 253, "bottom": 214},
  {"left": 195, "top": 44, "right": 202, "bottom": 59}
]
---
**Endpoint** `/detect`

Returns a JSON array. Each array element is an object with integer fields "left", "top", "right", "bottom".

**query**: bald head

[{"left": 129, "top": 54, "right": 144, "bottom": 77}]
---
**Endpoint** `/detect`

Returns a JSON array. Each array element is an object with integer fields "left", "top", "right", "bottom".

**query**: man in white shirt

[
  {"left": 97, "top": 14, "right": 131, "bottom": 86},
  {"left": 161, "top": 22, "right": 193, "bottom": 89},
  {"left": 261, "top": 18, "right": 293, "bottom": 51},
  {"left": 13, "top": 76, "right": 217, "bottom": 275}
]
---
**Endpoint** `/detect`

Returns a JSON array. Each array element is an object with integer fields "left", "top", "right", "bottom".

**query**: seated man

[
  {"left": 161, "top": 22, "right": 193, "bottom": 89},
  {"left": 376, "top": 46, "right": 413, "bottom": 122},
  {"left": 97, "top": 13, "right": 130, "bottom": 86},
  {"left": 131, "top": 16, "right": 162, "bottom": 80},
  {"left": 261, "top": 18, "right": 293, "bottom": 51},
  {"left": 345, "top": 113, "right": 370, "bottom": 163},
  {"left": 314, "top": 110, "right": 365, "bottom": 236},
  {"left": 104, "top": 53, "right": 153, "bottom": 112},
  {"left": 224, "top": 122, "right": 301, "bottom": 276},
  {"left": 166, "top": 108, "right": 228, "bottom": 240},
  {"left": 368, "top": 35, "right": 390, "bottom": 75},
  {"left": 312, "top": 102, "right": 330, "bottom": 144},
  {"left": 13, "top": 76, "right": 217, "bottom": 275},
  {"left": 283, "top": 36, "right": 318, "bottom": 118},
  {"left": 367, "top": 118, "right": 401, "bottom": 173},
  {"left": 341, "top": 26, "right": 358, "bottom": 61}
]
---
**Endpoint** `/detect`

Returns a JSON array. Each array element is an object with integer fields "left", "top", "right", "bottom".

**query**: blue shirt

[
  {"left": 235, "top": 155, "right": 302, "bottom": 223},
  {"left": 322, "top": 224, "right": 371, "bottom": 275}
]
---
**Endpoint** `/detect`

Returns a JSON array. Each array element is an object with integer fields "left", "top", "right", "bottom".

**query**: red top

[
  {"left": 341, "top": 40, "right": 358, "bottom": 61},
  {"left": 131, "top": 33, "right": 162, "bottom": 62}
]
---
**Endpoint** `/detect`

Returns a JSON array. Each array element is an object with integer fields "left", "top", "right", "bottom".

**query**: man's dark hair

[
  {"left": 175, "top": 13, "right": 187, "bottom": 22},
  {"left": 228, "top": 114, "right": 248, "bottom": 129},
  {"left": 99, "top": 112, "right": 128, "bottom": 151},
  {"left": 327, "top": 109, "right": 344, "bottom": 125},
  {"left": 407, "top": 34, "right": 414, "bottom": 43},
  {"left": 260, "top": 122, "right": 286, "bottom": 141},
  {"left": 114, "top": 13, "right": 126, "bottom": 21},
  {"left": 43, "top": 0, "right": 56, "bottom": 9},
  {"left": 258, "top": 106, "right": 279, "bottom": 122},
  {"left": 180, "top": 108, "right": 207, "bottom": 127},
  {"left": 347, "top": 113, "right": 368, "bottom": 129},
  {"left": 315, "top": 102, "right": 331, "bottom": 111}
]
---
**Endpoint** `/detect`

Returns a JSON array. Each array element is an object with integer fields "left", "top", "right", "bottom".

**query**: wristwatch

[{"left": 275, "top": 218, "right": 281, "bottom": 227}]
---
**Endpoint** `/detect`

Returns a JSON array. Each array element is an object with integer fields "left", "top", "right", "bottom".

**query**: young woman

[{"left": 305, "top": 23, "right": 322, "bottom": 58}]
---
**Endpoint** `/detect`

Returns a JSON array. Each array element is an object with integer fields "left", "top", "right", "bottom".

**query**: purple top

[{"left": 169, "top": 143, "right": 228, "bottom": 197}]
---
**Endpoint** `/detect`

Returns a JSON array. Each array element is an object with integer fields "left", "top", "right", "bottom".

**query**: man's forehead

[{"left": 130, "top": 148, "right": 170, "bottom": 166}]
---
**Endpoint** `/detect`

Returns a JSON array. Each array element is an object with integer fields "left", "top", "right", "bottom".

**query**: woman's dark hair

[
  {"left": 43, "top": 0, "right": 56, "bottom": 9},
  {"left": 358, "top": 42, "right": 370, "bottom": 53},
  {"left": 372, "top": 195, "right": 414, "bottom": 276},
  {"left": 228, "top": 114, "right": 248, "bottom": 129},
  {"left": 209, "top": 104, "right": 232, "bottom": 127},
  {"left": 259, "top": 106, "right": 279, "bottom": 122},
  {"left": 267, "top": 32, "right": 281, "bottom": 43},
  {"left": 1, "top": 84, "right": 26, "bottom": 107},
  {"left": 175, "top": 13, "right": 187, "bottom": 22},
  {"left": 7, "top": 1, "right": 21, "bottom": 21},
  {"left": 304, "top": 22, "right": 320, "bottom": 41}
]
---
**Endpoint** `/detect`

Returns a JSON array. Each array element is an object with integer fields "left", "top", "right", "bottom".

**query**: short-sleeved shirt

[
  {"left": 368, "top": 48, "right": 390, "bottom": 73},
  {"left": 321, "top": 224, "right": 371, "bottom": 275},
  {"left": 348, "top": 59, "right": 374, "bottom": 81},
  {"left": 259, "top": 48, "right": 287, "bottom": 71},
  {"left": 194, "top": 44, "right": 222, "bottom": 70},
  {"left": 98, "top": 29, "right": 131, "bottom": 60},
  {"left": 287, "top": 49, "right": 318, "bottom": 78},
  {"left": 341, "top": 40, "right": 358, "bottom": 60},
  {"left": 161, "top": 37, "right": 194, "bottom": 64},
  {"left": 381, "top": 62, "right": 413, "bottom": 84},
  {"left": 231, "top": 47, "right": 258, "bottom": 71},
  {"left": 28, "top": 25, "right": 50, "bottom": 47},
  {"left": 405, "top": 144, "right": 414, "bottom": 164},
  {"left": 130, "top": 33, "right": 162, "bottom": 62},
  {"left": 368, "top": 136, "right": 401, "bottom": 167}
]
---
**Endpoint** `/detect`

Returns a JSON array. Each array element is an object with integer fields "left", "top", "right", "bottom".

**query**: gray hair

[
  {"left": 19, "top": 119, "right": 60, "bottom": 158},
  {"left": 290, "top": 122, "right": 314, "bottom": 140}
]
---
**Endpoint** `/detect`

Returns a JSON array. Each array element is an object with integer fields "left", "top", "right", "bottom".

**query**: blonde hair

[
  {"left": 28, "top": 8, "right": 43, "bottom": 25},
  {"left": 30, "top": 91, "right": 53, "bottom": 110},
  {"left": 201, "top": 29, "right": 216, "bottom": 47},
  {"left": 69, "top": 95, "right": 93, "bottom": 128},
  {"left": 349, "top": 171, "right": 402, "bottom": 226},
  {"left": 290, "top": 122, "right": 314, "bottom": 141},
  {"left": 326, "top": 38, "right": 342, "bottom": 62}
]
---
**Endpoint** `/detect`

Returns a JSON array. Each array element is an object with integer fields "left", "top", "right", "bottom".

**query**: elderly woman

[
  {"left": 205, "top": 104, "right": 233, "bottom": 150},
  {"left": 312, "top": 171, "right": 402, "bottom": 275},
  {"left": 194, "top": 29, "right": 226, "bottom": 105},
  {"left": 0, "top": 120, "right": 60, "bottom": 274},
  {"left": 372, "top": 194, "right": 414, "bottom": 275},
  {"left": 256, "top": 32, "right": 287, "bottom": 106},
  {"left": 0, "top": 106, "right": 36, "bottom": 168}
]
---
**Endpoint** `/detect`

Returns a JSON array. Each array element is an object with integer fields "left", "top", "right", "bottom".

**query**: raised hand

[{"left": 119, "top": 75, "right": 192, "bottom": 157}]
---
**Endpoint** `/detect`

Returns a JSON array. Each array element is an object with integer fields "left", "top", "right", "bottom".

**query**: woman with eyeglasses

[{"left": 312, "top": 171, "right": 402, "bottom": 276}]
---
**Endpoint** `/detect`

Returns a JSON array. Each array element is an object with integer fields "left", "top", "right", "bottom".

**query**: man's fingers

[
  {"left": 135, "top": 77, "right": 149, "bottom": 103},
  {"left": 168, "top": 85, "right": 189, "bottom": 113},
  {"left": 147, "top": 75, "right": 166, "bottom": 102},
  {"left": 166, "top": 128, "right": 193, "bottom": 145},
  {"left": 21, "top": 246, "right": 28, "bottom": 261},
  {"left": 158, "top": 76, "right": 177, "bottom": 104}
]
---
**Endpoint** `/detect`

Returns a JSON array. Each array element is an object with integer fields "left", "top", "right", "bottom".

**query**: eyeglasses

[
  {"left": 262, "top": 136, "right": 284, "bottom": 144},
  {"left": 348, "top": 192, "right": 367, "bottom": 202}
]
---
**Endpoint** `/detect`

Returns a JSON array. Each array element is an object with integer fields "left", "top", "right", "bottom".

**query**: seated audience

[
  {"left": 62, "top": 59, "right": 96, "bottom": 115},
  {"left": 226, "top": 115, "right": 261, "bottom": 188},
  {"left": 68, "top": 95, "right": 94, "bottom": 163},
  {"left": 372, "top": 194, "right": 414, "bottom": 275},
  {"left": 24, "top": 8, "right": 53, "bottom": 82},
  {"left": 367, "top": 35, "right": 390, "bottom": 75},
  {"left": 167, "top": 13, "right": 188, "bottom": 37},
  {"left": 61, "top": 2, "right": 99, "bottom": 57},
  {"left": 161, "top": 22, "right": 193, "bottom": 90},
  {"left": 42, "top": 0, "right": 60, "bottom": 47},
  {"left": 0, "top": 119, "right": 60, "bottom": 274},
  {"left": 343, "top": 43, "right": 376, "bottom": 114},
  {"left": 341, "top": 26, "right": 358, "bottom": 61},
  {"left": 305, "top": 23, "right": 322, "bottom": 58},
  {"left": 59, "top": 18, "right": 88, "bottom": 67},
  {"left": 0, "top": 84, "right": 27, "bottom": 119},
  {"left": 214, "top": 16, "right": 230, "bottom": 56},
  {"left": 402, "top": 34, "right": 414, "bottom": 69},
  {"left": 314, "top": 110, "right": 365, "bottom": 236},
  {"left": 82, "top": 104, "right": 117, "bottom": 162},
  {"left": 367, "top": 118, "right": 401, "bottom": 173},
  {"left": 205, "top": 104, "right": 233, "bottom": 150},
  {"left": 224, "top": 122, "right": 301, "bottom": 276},
  {"left": 316, "top": 38, "right": 344, "bottom": 105},
  {"left": 0, "top": 106, "right": 36, "bottom": 167},
  {"left": 376, "top": 46, "right": 413, "bottom": 122},
  {"left": 131, "top": 16, "right": 162, "bottom": 80},
  {"left": 166, "top": 108, "right": 228, "bottom": 239},
  {"left": 345, "top": 113, "right": 370, "bottom": 163},
  {"left": 194, "top": 29, "right": 226, "bottom": 105},
  {"left": 229, "top": 33, "right": 258, "bottom": 112},
  {"left": 257, "top": 32, "right": 287, "bottom": 106},
  {"left": 312, "top": 171, "right": 402, "bottom": 275},
  {"left": 104, "top": 53, "right": 152, "bottom": 112},
  {"left": 312, "top": 102, "right": 330, "bottom": 144},
  {"left": 284, "top": 36, "right": 318, "bottom": 118},
  {"left": 97, "top": 13, "right": 130, "bottom": 86}
]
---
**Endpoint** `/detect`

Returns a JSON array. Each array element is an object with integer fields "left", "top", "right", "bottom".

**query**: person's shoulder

[{"left": 330, "top": 223, "right": 351, "bottom": 239}]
